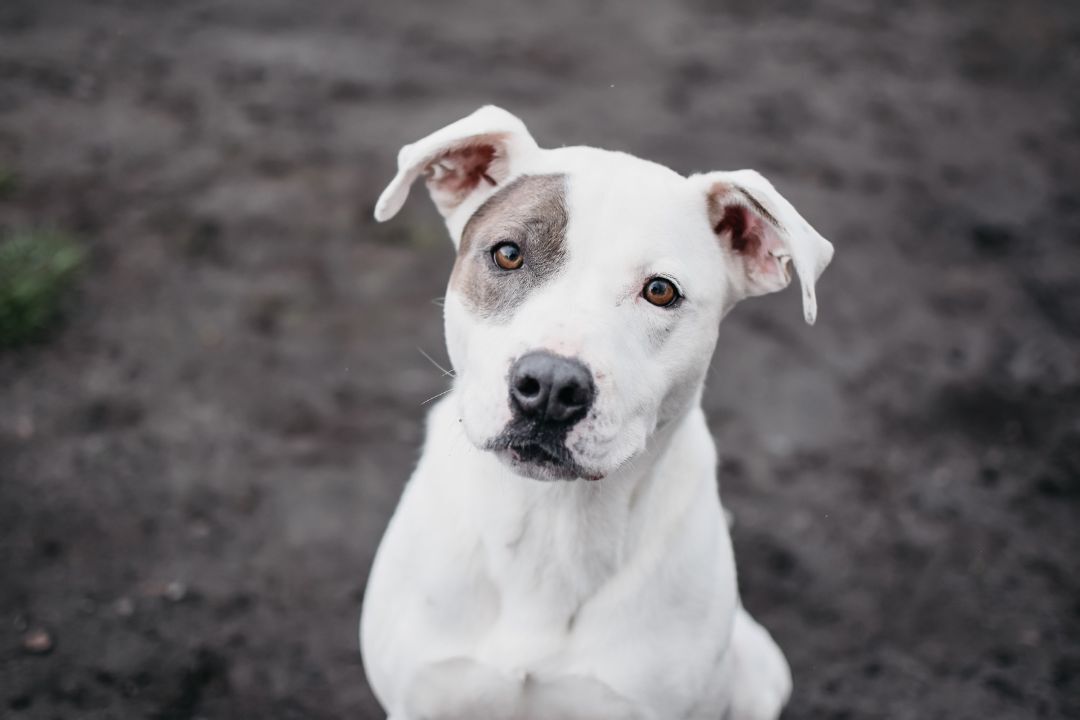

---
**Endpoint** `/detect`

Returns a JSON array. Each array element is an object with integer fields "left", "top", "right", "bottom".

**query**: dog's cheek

[
  {"left": 569, "top": 416, "right": 648, "bottom": 475},
  {"left": 459, "top": 383, "right": 508, "bottom": 449},
  {"left": 566, "top": 371, "right": 651, "bottom": 472},
  {"left": 650, "top": 320, "right": 719, "bottom": 425},
  {"left": 656, "top": 364, "right": 706, "bottom": 427},
  {"left": 442, "top": 295, "right": 472, "bottom": 376},
  {"left": 613, "top": 420, "right": 650, "bottom": 469},
  {"left": 455, "top": 323, "right": 516, "bottom": 446}
]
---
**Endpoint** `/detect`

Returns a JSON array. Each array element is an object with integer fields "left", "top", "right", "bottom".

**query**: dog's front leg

[
  {"left": 394, "top": 657, "right": 651, "bottom": 720},
  {"left": 724, "top": 607, "right": 792, "bottom": 720}
]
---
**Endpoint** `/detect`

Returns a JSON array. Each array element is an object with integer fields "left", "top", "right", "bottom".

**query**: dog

[{"left": 361, "top": 106, "right": 834, "bottom": 720}]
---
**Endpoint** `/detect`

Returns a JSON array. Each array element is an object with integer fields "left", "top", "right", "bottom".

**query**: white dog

[{"left": 361, "top": 106, "right": 834, "bottom": 720}]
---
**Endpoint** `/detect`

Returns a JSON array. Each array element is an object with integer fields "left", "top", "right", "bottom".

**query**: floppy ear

[
  {"left": 374, "top": 105, "right": 540, "bottom": 234},
  {"left": 692, "top": 169, "right": 834, "bottom": 325}
]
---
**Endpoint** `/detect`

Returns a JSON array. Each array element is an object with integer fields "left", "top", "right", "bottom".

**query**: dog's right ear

[{"left": 374, "top": 106, "right": 539, "bottom": 234}]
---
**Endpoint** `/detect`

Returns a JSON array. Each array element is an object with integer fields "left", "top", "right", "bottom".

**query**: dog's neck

[{"left": 459, "top": 395, "right": 716, "bottom": 647}]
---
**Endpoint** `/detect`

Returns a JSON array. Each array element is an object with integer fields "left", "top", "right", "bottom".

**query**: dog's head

[{"left": 376, "top": 106, "right": 833, "bottom": 481}]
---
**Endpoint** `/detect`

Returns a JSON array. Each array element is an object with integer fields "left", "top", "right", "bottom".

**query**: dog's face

[
  {"left": 443, "top": 160, "right": 732, "bottom": 481},
  {"left": 376, "top": 107, "right": 833, "bottom": 481}
]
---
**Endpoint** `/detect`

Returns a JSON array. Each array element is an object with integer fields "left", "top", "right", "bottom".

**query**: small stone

[
  {"left": 22, "top": 628, "right": 53, "bottom": 655},
  {"left": 114, "top": 596, "right": 135, "bottom": 617},
  {"left": 164, "top": 581, "right": 187, "bottom": 603}
]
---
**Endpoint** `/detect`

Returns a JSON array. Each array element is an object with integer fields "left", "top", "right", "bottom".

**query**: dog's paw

[
  {"left": 404, "top": 658, "right": 519, "bottom": 720},
  {"left": 527, "top": 673, "right": 650, "bottom": 720},
  {"left": 402, "top": 657, "right": 651, "bottom": 720}
]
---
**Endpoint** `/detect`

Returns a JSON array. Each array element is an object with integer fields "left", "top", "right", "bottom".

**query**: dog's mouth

[
  {"left": 485, "top": 427, "right": 600, "bottom": 481},
  {"left": 509, "top": 440, "right": 565, "bottom": 465}
]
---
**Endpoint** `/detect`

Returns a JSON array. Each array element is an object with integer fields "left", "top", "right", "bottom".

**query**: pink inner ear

[
  {"left": 426, "top": 142, "right": 500, "bottom": 212},
  {"left": 713, "top": 204, "right": 761, "bottom": 256},
  {"left": 708, "top": 186, "right": 790, "bottom": 291}
]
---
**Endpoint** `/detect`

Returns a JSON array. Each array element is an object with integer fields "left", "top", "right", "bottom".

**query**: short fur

[{"left": 363, "top": 106, "right": 834, "bottom": 720}]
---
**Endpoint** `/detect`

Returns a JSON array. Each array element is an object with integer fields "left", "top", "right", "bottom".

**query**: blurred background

[{"left": 1, "top": 0, "right": 1078, "bottom": 718}]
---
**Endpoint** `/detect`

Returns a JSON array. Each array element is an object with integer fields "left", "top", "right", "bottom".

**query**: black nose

[{"left": 509, "top": 351, "right": 595, "bottom": 425}]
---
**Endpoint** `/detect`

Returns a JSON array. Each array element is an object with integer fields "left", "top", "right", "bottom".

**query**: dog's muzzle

[{"left": 487, "top": 351, "right": 595, "bottom": 480}]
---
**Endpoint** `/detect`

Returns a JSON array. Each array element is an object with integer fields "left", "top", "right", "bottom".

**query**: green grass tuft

[{"left": 0, "top": 229, "right": 84, "bottom": 348}]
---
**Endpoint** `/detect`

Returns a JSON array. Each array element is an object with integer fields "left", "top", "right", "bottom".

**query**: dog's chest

[
  {"left": 461, "top": 488, "right": 629, "bottom": 661},
  {"left": 494, "top": 498, "right": 620, "bottom": 589}
]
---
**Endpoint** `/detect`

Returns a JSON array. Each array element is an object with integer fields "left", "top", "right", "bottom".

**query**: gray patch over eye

[{"left": 450, "top": 174, "right": 568, "bottom": 321}]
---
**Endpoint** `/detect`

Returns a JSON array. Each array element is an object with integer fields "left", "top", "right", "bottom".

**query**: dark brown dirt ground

[{"left": 1, "top": 1, "right": 1078, "bottom": 718}]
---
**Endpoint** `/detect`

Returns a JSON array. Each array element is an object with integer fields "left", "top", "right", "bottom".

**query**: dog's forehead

[
  {"left": 563, "top": 158, "right": 701, "bottom": 257},
  {"left": 547, "top": 146, "right": 690, "bottom": 213},
  {"left": 545, "top": 150, "right": 714, "bottom": 280},
  {"left": 544, "top": 145, "right": 683, "bottom": 179}
]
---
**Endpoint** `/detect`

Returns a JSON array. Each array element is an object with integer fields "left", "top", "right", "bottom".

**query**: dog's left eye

[
  {"left": 642, "top": 277, "right": 680, "bottom": 307},
  {"left": 492, "top": 242, "right": 524, "bottom": 270}
]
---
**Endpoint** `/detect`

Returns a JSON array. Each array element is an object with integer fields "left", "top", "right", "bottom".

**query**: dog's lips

[
  {"left": 504, "top": 440, "right": 575, "bottom": 476},
  {"left": 507, "top": 441, "right": 563, "bottom": 466},
  {"left": 487, "top": 434, "right": 597, "bottom": 481}
]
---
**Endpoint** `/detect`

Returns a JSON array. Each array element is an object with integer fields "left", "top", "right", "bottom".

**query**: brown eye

[
  {"left": 492, "top": 242, "right": 523, "bottom": 270},
  {"left": 643, "top": 277, "right": 680, "bottom": 307}
]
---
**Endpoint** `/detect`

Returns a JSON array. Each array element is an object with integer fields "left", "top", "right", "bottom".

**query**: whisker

[
  {"left": 431, "top": 297, "right": 446, "bottom": 308},
  {"left": 421, "top": 387, "right": 454, "bottom": 405},
  {"left": 417, "top": 346, "right": 455, "bottom": 377}
]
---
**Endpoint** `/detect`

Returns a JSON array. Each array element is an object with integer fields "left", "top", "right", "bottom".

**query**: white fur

[{"left": 362, "top": 106, "right": 834, "bottom": 719}]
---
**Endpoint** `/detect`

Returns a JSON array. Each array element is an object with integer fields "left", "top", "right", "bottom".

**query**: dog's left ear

[
  {"left": 374, "top": 105, "right": 540, "bottom": 234},
  {"left": 690, "top": 169, "right": 835, "bottom": 325}
]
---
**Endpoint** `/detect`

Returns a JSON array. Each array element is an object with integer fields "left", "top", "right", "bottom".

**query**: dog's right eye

[{"left": 492, "top": 242, "right": 524, "bottom": 270}]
